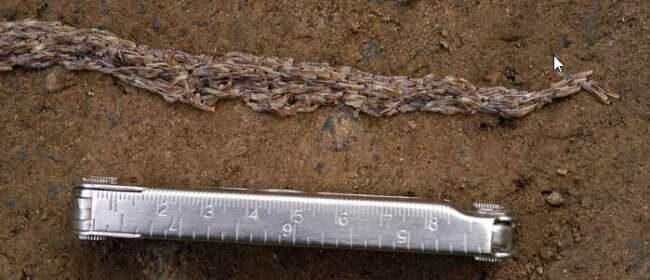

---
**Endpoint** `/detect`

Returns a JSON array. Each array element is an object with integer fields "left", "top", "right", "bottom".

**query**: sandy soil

[{"left": 0, "top": 1, "right": 648, "bottom": 279}]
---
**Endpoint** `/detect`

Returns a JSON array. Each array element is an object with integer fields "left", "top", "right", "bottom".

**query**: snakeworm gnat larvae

[{"left": 1, "top": 20, "right": 618, "bottom": 118}]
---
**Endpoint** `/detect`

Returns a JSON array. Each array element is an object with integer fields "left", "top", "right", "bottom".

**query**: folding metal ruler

[{"left": 73, "top": 177, "right": 513, "bottom": 262}]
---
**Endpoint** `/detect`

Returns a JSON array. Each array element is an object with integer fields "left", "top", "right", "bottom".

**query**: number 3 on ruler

[{"left": 202, "top": 204, "right": 214, "bottom": 219}]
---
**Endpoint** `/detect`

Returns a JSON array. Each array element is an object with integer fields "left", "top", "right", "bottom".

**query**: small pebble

[
  {"left": 536, "top": 267, "right": 544, "bottom": 275},
  {"left": 395, "top": 0, "right": 413, "bottom": 6},
  {"left": 152, "top": 17, "right": 162, "bottom": 31},
  {"left": 540, "top": 247, "right": 555, "bottom": 259},
  {"left": 439, "top": 40, "right": 450, "bottom": 51},
  {"left": 580, "top": 197, "right": 594, "bottom": 208},
  {"left": 560, "top": 34, "right": 574, "bottom": 48},
  {"left": 362, "top": 40, "right": 383, "bottom": 61},
  {"left": 45, "top": 67, "right": 67, "bottom": 93},
  {"left": 440, "top": 29, "right": 449, "bottom": 37},
  {"left": 545, "top": 191, "right": 564, "bottom": 206},
  {"left": 87, "top": 90, "right": 95, "bottom": 96},
  {"left": 407, "top": 120, "right": 417, "bottom": 130},
  {"left": 483, "top": 71, "right": 501, "bottom": 85},
  {"left": 556, "top": 168, "right": 568, "bottom": 176},
  {"left": 573, "top": 233, "right": 582, "bottom": 243}
]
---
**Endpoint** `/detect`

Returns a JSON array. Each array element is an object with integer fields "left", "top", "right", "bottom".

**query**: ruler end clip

[
  {"left": 74, "top": 176, "right": 145, "bottom": 241},
  {"left": 472, "top": 203, "right": 514, "bottom": 262}
]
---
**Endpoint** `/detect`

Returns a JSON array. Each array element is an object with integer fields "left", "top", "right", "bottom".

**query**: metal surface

[{"left": 73, "top": 177, "right": 514, "bottom": 261}]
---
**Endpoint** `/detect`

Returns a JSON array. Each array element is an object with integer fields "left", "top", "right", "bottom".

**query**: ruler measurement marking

[
  {"left": 235, "top": 222, "right": 240, "bottom": 241},
  {"left": 435, "top": 239, "right": 439, "bottom": 252},
  {"left": 178, "top": 217, "right": 183, "bottom": 239},
  {"left": 349, "top": 229, "right": 354, "bottom": 248},
  {"left": 463, "top": 233, "right": 468, "bottom": 254}
]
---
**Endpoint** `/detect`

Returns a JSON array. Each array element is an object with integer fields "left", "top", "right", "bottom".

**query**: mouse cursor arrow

[{"left": 553, "top": 55, "right": 564, "bottom": 73}]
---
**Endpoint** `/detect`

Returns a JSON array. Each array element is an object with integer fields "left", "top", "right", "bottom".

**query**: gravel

[{"left": 545, "top": 191, "right": 565, "bottom": 206}]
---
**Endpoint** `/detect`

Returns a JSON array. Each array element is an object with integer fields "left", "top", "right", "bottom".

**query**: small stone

[
  {"left": 483, "top": 71, "right": 502, "bottom": 86},
  {"left": 395, "top": 0, "right": 413, "bottom": 6},
  {"left": 0, "top": 253, "right": 9, "bottom": 271},
  {"left": 536, "top": 266, "right": 544, "bottom": 275},
  {"left": 87, "top": 90, "right": 95, "bottom": 96},
  {"left": 440, "top": 29, "right": 449, "bottom": 37},
  {"left": 540, "top": 247, "right": 555, "bottom": 260},
  {"left": 556, "top": 168, "right": 568, "bottom": 176},
  {"left": 574, "top": 262, "right": 587, "bottom": 270},
  {"left": 439, "top": 40, "right": 450, "bottom": 51},
  {"left": 407, "top": 120, "right": 417, "bottom": 130},
  {"left": 545, "top": 191, "right": 564, "bottom": 206},
  {"left": 45, "top": 67, "right": 68, "bottom": 93},
  {"left": 152, "top": 17, "right": 162, "bottom": 31},
  {"left": 580, "top": 196, "right": 594, "bottom": 208},
  {"left": 560, "top": 34, "right": 574, "bottom": 48},
  {"left": 573, "top": 233, "right": 582, "bottom": 243},
  {"left": 504, "top": 67, "right": 522, "bottom": 85},
  {"left": 361, "top": 40, "right": 383, "bottom": 61}
]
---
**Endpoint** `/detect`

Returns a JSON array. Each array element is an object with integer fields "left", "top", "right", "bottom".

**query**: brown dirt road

[{"left": 0, "top": 1, "right": 648, "bottom": 279}]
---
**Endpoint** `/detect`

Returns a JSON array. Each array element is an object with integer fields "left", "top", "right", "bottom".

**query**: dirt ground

[{"left": 0, "top": 1, "right": 648, "bottom": 279}]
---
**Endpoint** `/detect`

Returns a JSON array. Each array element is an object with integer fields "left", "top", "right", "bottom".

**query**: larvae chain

[{"left": 0, "top": 20, "right": 618, "bottom": 118}]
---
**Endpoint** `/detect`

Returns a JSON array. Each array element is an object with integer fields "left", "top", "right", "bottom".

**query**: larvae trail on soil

[{"left": 0, "top": 20, "right": 619, "bottom": 118}]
